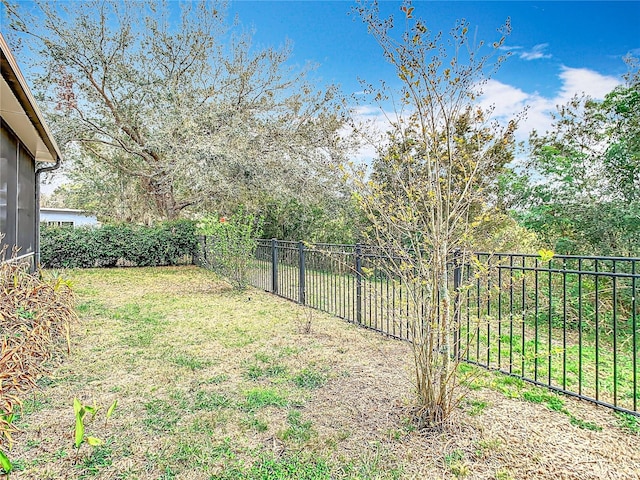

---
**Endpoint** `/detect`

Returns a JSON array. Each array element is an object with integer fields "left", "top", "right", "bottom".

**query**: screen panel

[
  {"left": 17, "top": 143, "right": 35, "bottom": 255},
  {"left": 0, "top": 122, "right": 18, "bottom": 255}
]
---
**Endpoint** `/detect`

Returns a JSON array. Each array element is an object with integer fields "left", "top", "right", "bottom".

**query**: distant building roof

[
  {"left": 40, "top": 208, "right": 94, "bottom": 215},
  {"left": 0, "top": 32, "right": 61, "bottom": 163}
]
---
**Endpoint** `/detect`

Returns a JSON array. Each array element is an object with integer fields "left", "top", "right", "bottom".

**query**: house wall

[
  {"left": 0, "top": 119, "right": 36, "bottom": 261},
  {"left": 40, "top": 209, "right": 99, "bottom": 227}
]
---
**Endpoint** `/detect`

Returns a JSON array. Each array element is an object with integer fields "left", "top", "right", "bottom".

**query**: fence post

[
  {"left": 271, "top": 238, "right": 278, "bottom": 294},
  {"left": 355, "top": 243, "right": 362, "bottom": 325},
  {"left": 299, "top": 241, "right": 306, "bottom": 305},
  {"left": 453, "top": 249, "right": 462, "bottom": 360},
  {"left": 202, "top": 235, "right": 208, "bottom": 266}
]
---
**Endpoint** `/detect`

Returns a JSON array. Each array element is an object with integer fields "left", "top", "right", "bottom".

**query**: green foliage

[
  {"left": 244, "top": 363, "right": 288, "bottom": 381},
  {"left": 520, "top": 389, "right": 601, "bottom": 431},
  {"left": 614, "top": 412, "right": 640, "bottom": 434},
  {"left": 259, "top": 197, "right": 361, "bottom": 244},
  {"left": 501, "top": 62, "right": 640, "bottom": 255},
  {"left": 72, "top": 398, "right": 116, "bottom": 464},
  {"left": 293, "top": 368, "right": 327, "bottom": 389},
  {"left": 466, "top": 400, "right": 488, "bottom": 416},
  {"left": 278, "top": 410, "right": 314, "bottom": 443},
  {"left": 40, "top": 220, "right": 198, "bottom": 268},
  {"left": 468, "top": 212, "right": 540, "bottom": 254},
  {"left": 105, "top": 400, "right": 117, "bottom": 427},
  {"left": 0, "top": 449, "right": 12, "bottom": 476},
  {"left": 241, "top": 414, "right": 269, "bottom": 432},
  {"left": 569, "top": 416, "right": 601, "bottom": 431},
  {"left": 77, "top": 443, "right": 113, "bottom": 478},
  {"left": 522, "top": 390, "right": 565, "bottom": 411},
  {"left": 170, "top": 353, "right": 212, "bottom": 372},
  {"left": 444, "top": 449, "right": 469, "bottom": 479},
  {"left": 243, "top": 388, "right": 288, "bottom": 410},
  {"left": 143, "top": 398, "right": 182, "bottom": 433},
  {"left": 212, "top": 452, "right": 331, "bottom": 480},
  {"left": 197, "top": 209, "right": 263, "bottom": 290},
  {"left": 193, "top": 391, "right": 233, "bottom": 411}
]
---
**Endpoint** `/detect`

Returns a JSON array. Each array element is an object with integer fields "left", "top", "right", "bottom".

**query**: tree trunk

[{"left": 140, "top": 176, "right": 180, "bottom": 220}]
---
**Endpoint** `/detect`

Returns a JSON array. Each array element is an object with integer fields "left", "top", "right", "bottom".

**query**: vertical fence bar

[
  {"left": 385, "top": 271, "right": 389, "bottom": 336},
  {"left": 562, "top": 258, "right": 567, "bottom": 391},
  {"left": 299, "top": 241, "right": 306, "bottom": 305},
  {"left": 548, "top": 258, "right": 553, "bottom": 387},
  {"left": 355, "top": 244, "right": 362, "bottom": 325},
  {"left": 633, "top": 259, "right": 637, "bottom": 412},
  {"left": 487, "top": 255, "right": 492, "bottom": 368},
  {"left": 578, "top": 258, "right": 583, "bottom": 397},
  {"left": 202, "top": 235, "right": 208, "bottom": 266},
  {"left": 534, "top": 257, "right": 539, "bottom": 382},
  {"left": 330, "top": 251, "right": 340, "bottom": 315},
  {"left": 392, "top": 275, "right": 397, "bottom": 337},
  {"left": 453, "top": 251, "right": 462, "bottom": 360},
  {"left": 314, "top": 250, "right": 319, "bottom": 310},
  {"left": 466, "top": 263, "right": 471, "bottom": 361},
  {"left": 350, "top": 249, "right": 355, "bottom": 322},
  {"left": 509, "top": 255, "right": 515, "bottom": 373},
  {"left": 498, "top": 255, "right": 503, "bottom": 370},
  {"left": 372, "top": 263, "right": 377, "bottom": 330},
  {"left": 271, "top": 238, "right": 278, "bottom": 295},
  {"left": 521, "top": 256, "right": 526, "bottom": 377},
  {"left": 476, "top": 264, "right": 481, "bottom": 364},
  {"left": 613, "top": 260, "right": 618, "bottom": 406},
  {"left": 595, "top": 259, "right": 600, "bottom": 401}
]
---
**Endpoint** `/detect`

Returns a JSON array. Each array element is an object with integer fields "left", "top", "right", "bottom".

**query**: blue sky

[
  {"left": 230, "top": 1, "right": 637, "bottom": 95},
  {"left": 228, "top": 0, "right": 639, "bottom": 138},
  {"left": 3, "top": 0, "right": 639, "bottom": 155}
]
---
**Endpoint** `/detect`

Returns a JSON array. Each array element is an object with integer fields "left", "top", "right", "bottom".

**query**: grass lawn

[{"left": 7, "top": 266, "right": 640, "bottom": 479}]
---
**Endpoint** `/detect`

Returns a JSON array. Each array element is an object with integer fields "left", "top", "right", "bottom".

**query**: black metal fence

[{"left": 204, "top": 238, "right": 640, "bottom": 416}]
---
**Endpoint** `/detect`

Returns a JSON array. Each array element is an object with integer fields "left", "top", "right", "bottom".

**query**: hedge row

[{"left": 40, "top": 220, "right": 198, "bottom": 268}]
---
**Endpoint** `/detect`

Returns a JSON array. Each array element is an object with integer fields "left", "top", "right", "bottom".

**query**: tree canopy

[
  {"left": 502, "top": 61, "right": 640, "bottom": 255},
  {"left": 6, "top": 0, "right": 351, "bottom": 221}
]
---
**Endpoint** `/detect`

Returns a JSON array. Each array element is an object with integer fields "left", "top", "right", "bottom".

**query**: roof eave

[{"left": 0, "top": 32, "right": 62, "bottom": 163}]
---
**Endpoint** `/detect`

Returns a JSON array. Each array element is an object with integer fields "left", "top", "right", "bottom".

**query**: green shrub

[
  {"left": 40, "top": 220, "right": 198, "bottom": 268},
  {"left": 40, "top": 225, "right": 98, "bottom": 268},
  {"left": 197, "top": 209, "right": 263, "bottom": 290}
]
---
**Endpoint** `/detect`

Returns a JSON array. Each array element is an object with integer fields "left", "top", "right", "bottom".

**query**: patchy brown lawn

[{"left": 6, "top": 266, "right": 639, "bottom": 479}]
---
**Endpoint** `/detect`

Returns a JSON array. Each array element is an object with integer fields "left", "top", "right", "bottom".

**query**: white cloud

[
  {"left": 348, "top": 66, "right": 623, "bottom": 164},
  {"left": 478, "top": 66, "right": 622, "bottom": 139},
  {"left": 477, "top": 79, "right": 529, "bottom": 118},
  {"left": 520, "top": 43, "right": 552, "bottom": 61},
  {"left": 556, "top": 66, "right": 620, "bottom": 103},
  {"left": 498, "top": 44, "right": 523, "bottom": 52},
  {"left": 342, "top": 105, "right": 395, "bottom": 165}
]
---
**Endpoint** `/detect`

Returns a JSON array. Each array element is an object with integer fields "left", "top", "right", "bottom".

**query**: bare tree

[
  {"left": 5, "top": 0, "right": 350, "bottom": 220},
  {"left": 351, "top": 1, "right": 517, "bottom": 428}
]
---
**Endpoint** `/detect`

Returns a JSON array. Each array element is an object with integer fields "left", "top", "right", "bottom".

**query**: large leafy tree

[
  {"left": 504, "top": 61, "right": 639, "bottom": 255},
  {"left": 600, "top": 65, "right": 639, "bottom": 203},
  {"left": 5, "top": 0, "right": 350, "bottom": 221},
  {"left": 350, "top": 1, "right": 517, "bottom": 427}
]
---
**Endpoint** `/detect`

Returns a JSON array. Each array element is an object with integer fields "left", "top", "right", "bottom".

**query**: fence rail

[{"left": 200, "top": 237, "right": 640, "bottom": 416}]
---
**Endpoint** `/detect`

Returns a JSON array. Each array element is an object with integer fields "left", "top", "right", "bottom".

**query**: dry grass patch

[{"left": 5, "top": 266, "right": 639, "bottom": 479}]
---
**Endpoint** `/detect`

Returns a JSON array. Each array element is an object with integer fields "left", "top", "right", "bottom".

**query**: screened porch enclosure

[{"left": 0, "top": 120, "right": 36, "bottom": 263}]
